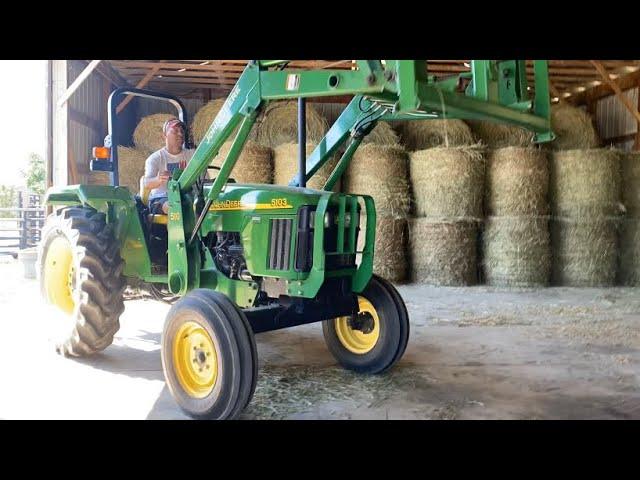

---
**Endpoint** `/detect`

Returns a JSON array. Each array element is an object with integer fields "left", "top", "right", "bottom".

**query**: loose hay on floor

[
  {"left": 273, "top": 143, "right": 338, "bottom": 190},
  {"left": 621, "top": 152, "right": 640, "bottom": 217},
  {"left": 345, "top": 144, "right": 411, "bottom": 218},
  {"left": 409, "top": 218, "right": 478, "bottom": 286},
  {"left": 409, "top": 146, "right": 485, "bottom": 219},
  {"left": 399, "top": 119, "right": 475, "bottom": 151},
  {"left": 211, "top": 140, "right": 273, "bottom": 184},
  {"left": 482, "top": 216, "right": 551, "bottom": 287},
  {"left": 485, "top": 147, "right": 549, "bottom": 216},
  {"left": 550, "top": 149, "right": 623, "bottom": 218},
  {"left": 466, "top": 119, "right": 534, "bottom": 148},
  {"left": 550, "top": 104, "right": 600, "bottom": 150},
  {"left": 133, "top": 113, "right": 175, "bottom": 152},
  {"left": 253, "top": 101, "right": 328, "bottom": 148},
  {"left": 551, "top": 217, "right": 619, "bottom": 287}
]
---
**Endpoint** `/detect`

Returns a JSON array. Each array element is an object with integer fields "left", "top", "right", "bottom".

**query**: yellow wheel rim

[
  {"left": 43, "top": 236, "right": 75, "bottom": 314},
  {"left": 173, "top": 321, "right": 218, "bottom": 398},
  {"left": 335, "top": 296, "right": 380, "bottom": 355}
]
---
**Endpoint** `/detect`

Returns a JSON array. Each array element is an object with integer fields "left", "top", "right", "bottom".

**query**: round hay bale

[
  {"left": 482, "top": 216, "right": 551, "bottom": 287},
  {"left": 551, "top": 217, "right": 618, "bottom": 287},
  {"left": 211, "top": 140, "right": 273, "bottom": 184},
  {"left": 400, "top": 119, "right": 474, "bottom": 151},
  {"left": 357, "top": 215, "right": 407, "bottom": 283},
  {"left": 133, "top": 113, "right": 175, "bottom": 152},
  {"left": 619, "top": 218, "right": 640, "bottom": 285},
  {"left": 550, "top": 149, "right": 623, "bottom": 217},
  {"left": 409, "top": 146, "right": 485, "bottom": 219},
  {"left": 550, "top": 104, "right": 600, "bottom": 151},
  {"left": 345, "top": 144, "right": 410, "bottom": 218},
  {"left": 118, "top": 147, "right": 151, "bottom": 192},
  {"left": 466, "top": 119, "right": 534, "bottom": 148},
  {"left": 360, "top": 121, "right": 400, "bottom": 146},
  {"left": 254, "top": 101, "right": 328, "bottom": 148},
  {"left": 273, "top": 143, "right": 339, "bottom": 191},
  {"left": 87, "top": 171, "right": 111, "bottom": 186},
  {"left": 485, "top": 147, "right": 549, "bottom": 216},
  {"left": 408, "top": 218, "right": 478, "bottom": 286},
  {"left": 621, "top": 152, "right": 640, "bottom": 217},
  {"left": 192, "top": 98, "right": 226, "bottom": 145}
]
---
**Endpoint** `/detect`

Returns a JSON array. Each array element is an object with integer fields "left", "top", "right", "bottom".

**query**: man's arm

[{"left": 143, "top": 153, "right": 170, "bottom": 190}]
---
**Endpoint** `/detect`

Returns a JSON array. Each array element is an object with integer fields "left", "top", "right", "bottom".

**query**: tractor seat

[{"left": 139, "top": 176, "right": 168, "bottom": 225}]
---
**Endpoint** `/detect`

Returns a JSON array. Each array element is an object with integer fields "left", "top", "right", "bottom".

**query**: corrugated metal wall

[
  {"left": 67, "top": 61, "right": 106, "bottom": 183},
  {"left": 596, "top": 87, "right": 638, "bottom": 151}
]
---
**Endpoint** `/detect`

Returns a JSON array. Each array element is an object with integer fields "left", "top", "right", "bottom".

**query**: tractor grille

[{"left": 268, "top": 218, "right": 292, "bottom": 270}]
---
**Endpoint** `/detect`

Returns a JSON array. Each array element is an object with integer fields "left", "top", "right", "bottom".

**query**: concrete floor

[{"left": 1, "top": 257, "right": 640, "bottom": 420}]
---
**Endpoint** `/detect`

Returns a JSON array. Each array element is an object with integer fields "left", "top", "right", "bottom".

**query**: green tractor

[{"left": 38, "top": 60, "right": 554, "bottom": 419}]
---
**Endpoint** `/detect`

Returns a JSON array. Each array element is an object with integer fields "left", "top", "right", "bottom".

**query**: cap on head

[{"left": 163, "top": 118, "right": 186, "bottom": 135}]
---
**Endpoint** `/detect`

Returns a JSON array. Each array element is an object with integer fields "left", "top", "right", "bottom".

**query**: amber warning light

[{"left": 93, "top": 147, "right": 110, "bottom": 159}]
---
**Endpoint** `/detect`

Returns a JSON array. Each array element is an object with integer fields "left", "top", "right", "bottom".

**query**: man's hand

[{"left": 156, "top": 170, "right": 171, "bottom": 186}]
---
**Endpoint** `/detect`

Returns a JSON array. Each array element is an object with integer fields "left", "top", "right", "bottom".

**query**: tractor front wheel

[
  {"left": 161, "top": 289, "right": 257, "bottom": 420},
  {"left": 322, "top": 274, "right": 409, "bottom": 374}
]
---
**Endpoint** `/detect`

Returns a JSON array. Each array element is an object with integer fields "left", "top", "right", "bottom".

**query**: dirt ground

[{"left": 1, "top": 257, "right": 639, "bottom": 420}]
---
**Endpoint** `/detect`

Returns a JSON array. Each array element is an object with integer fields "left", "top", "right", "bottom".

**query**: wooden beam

[
  {"left": 57, "top": 60, "right": 102, "bottom": 108},
  {"left": 69, "top": 108, "right": 102, "bottom": 134},
  {"left": 590, "top": 60, "right": 640, "bottom": 129},
  {"left": 569, "top": 67, "right": 640, "bottom": 105},
  {"left": 116, "top": 64, "right": 161, "bottom": 114}
]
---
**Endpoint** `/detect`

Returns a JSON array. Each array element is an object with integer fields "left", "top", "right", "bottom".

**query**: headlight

[
  {"left": 324, "top": 211, "right": 333, "bottom": 228},
  {"left": 344, "top": 212, "right": 351, "bottom": 228}
]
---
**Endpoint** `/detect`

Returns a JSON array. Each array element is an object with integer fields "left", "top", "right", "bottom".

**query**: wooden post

[{"left": 636, "top": 81, "right": 640, "bottom": 151}]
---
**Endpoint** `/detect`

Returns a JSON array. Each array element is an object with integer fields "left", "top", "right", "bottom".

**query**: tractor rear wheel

[
  {"left": 161, "top": 289, "right": 257, "bottom": 420},
  {"left": 322, "top": 274, "right": 410, "bottom": 374},
  {"left": 38, "top": 206, "right": 126, "bottom": 356}
]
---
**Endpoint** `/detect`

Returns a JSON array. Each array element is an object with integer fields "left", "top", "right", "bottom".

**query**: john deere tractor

[{"left": 38, "top": 61, "right": 554, "bottom": 419}]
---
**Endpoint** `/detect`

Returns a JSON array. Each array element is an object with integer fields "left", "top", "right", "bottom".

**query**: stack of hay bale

[
  {"left": 547, "top": 104, "right": 622, "bottom": 287},
  {"left": 550, "top": 149, "right": 622, "bottom": 286},
  {"left": 408, "top": 142, "right": 485, "bottom": 285},
  {"left": 193, "top": 99, "right": 274, "bottom": 184},
  {"left": 346, "top": 143, "right": 410, "bottom": 282},
  {"left": 482, "top": 147, "right": 551, "bottom": 287},
  {"left": 618, "top": 152, "right": 640, "bottom": 285}
]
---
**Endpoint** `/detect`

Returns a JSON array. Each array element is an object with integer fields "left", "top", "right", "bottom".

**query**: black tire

[
  {"left": 38, "top": 206, "right": 125, "bottom": 356},
  {"left": 322, "top": 274, "right": 409, "bottom": 374},
  {"left": 161, "top": 289, "right": 257, "bottom": 420}
]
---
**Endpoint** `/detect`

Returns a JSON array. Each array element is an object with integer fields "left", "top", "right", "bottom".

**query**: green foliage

[
  {"left": 0, "top": 185, "right": 17, "bottom": 218},
  {"left": 21, "top": 152, "right": 46, "bottom": 195}
]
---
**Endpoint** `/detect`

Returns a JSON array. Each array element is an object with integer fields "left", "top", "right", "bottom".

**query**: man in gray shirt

[{"left": 143, "top": 118, "right": 195, "bottom": 214}]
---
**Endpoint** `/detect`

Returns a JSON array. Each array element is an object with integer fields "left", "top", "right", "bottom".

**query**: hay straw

[
  {"left": 618, "top": 218, "right": 640, "bottom": 286},
  {"left": 357, "top": 215, "right": 407, "bottom": 283},
  {"left": 466, "top": 119, "right": 534, "bottom": 148},
  {"left": 550, "top": 104, "right": 600, "bottom": 150},
  {"left": 621, "top": 152, "right": 640, "bottom": 217},
  {"left": 211, "top": 140, "right": 273, "bottom": 184},
  {"left": 192, "top": 98, "right": 226, "bottom": 145},
  {"left": 273, "top": 143, "right": 339, "bottom": 191},
  {"left": 118, "top": 147, "right": 151, "bottom": 192},
  {"left": 409, "top": 218, "right": 478, "bottom": 286},
  {"left": 550, "top": 149, "right": 623, "bottom": 217},
  {"left": 133, "top": 113, "right": 175, "bottom": 152},
  {"left": 409, "top": 146, "right": 485, "bottom": 219},
  {"left": 344, "top": 144, "right": 410, "bottom": 218},
  {"left": 253, "top": 101, "right": 328, "bottom": 148},
  {"left": 485, "top": 147, "right": 549, "bottom": 216},
  {"left": 551, "top": 217, "right": 619, "bottom": 287},
  {"left": 360, "top": 121, "right": 400, "bottom": 146},
  {"left": 400, "top": 119, "right": 475, "bottom": 151},
  {"left": 482, "top": 216, "right": 551, "bottom": 287}
]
